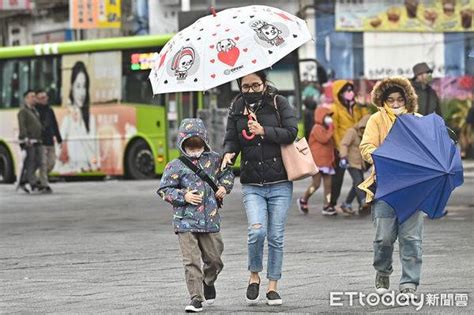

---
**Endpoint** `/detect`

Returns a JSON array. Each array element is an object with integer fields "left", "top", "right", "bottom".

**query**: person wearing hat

[
  {"left": 411, "top": 62, "right": 441, "bottom": 116},
  {"left": 359, "top": 76, "right": 424, "bottom": 300}
]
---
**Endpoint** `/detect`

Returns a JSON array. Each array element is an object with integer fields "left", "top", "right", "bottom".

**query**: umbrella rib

[
  {"left": 374, "top": 154, "right": 449, "bottom": 174},
  {"left": 377, "top": 171, "right": 448, "bottom": 197},
  {"left": 398, "top": 118, "right": 446, "bottom": 170}
]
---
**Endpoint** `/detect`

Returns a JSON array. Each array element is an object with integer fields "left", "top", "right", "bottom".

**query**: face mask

[
  {"left": 185, "top": 148, "right": 204, "bottom": 158},
  {"left": 343, "top": 90, "right": 354, "bottom": 101},
  {"left": 324, "top": 116, "right": 333, "bottom": 125},
  {"left": 391, "top": 106, "right": 406, "bottom": 115},
  {"left": 242, "top": 91, "right": 263, "bottom": 105}
]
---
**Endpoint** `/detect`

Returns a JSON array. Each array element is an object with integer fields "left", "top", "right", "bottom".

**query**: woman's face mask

[
  {"left": 185, "top": 147, "right": 205, "bottom": 158},
  {"left": 324, "top": 116, "right": 333, "bottom": 125},
  {"left": 343, "top": 90, "right": 354, "bottom": 101},
  {"left": 242, "top": 91, "right": 264, "bottom": 105}
]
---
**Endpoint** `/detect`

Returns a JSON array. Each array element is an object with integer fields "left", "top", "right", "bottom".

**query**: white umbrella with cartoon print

[{"left": 149, "top": 5, "right": 312, "bottom": 94}]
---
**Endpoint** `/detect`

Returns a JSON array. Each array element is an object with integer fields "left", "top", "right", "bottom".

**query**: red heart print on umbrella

[{"left": 216, "top": 38, "right": 240, "bottom": 67}]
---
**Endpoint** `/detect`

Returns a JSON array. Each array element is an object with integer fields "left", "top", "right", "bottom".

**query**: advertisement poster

[
  {"left": 70, "top": 0, "right": 121, "bottom": 29},
  {"left": 335, "top": 0, "right": 473, "bottom": 32},
  {"left": 55, "top": 53, "right": 136, "bottom": 175},
  {"left": 53, "top": 105, "right": 137, "bottom": 175},
  {"left": 61, "top": 52, "right": 122, "bottom": 106}
]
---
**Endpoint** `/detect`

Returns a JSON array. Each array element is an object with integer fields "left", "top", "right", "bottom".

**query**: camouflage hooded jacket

[{"left": 157, "top": 118, "right": 234, "bottom": 233}]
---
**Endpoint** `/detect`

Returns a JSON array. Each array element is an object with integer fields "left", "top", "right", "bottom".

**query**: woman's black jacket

[{"left": 223, "top": 93, "right": 298, "bottom": 185}]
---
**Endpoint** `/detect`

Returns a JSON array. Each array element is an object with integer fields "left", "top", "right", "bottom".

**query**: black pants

[
  {"left": 20, "top": 144, "right": 42, "bottom": 187},
  {"left": 329, "top": 152, "right": 346, "bottom": 207}
]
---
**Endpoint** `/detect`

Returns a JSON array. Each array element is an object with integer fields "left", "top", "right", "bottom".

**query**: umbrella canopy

[
  {"left": 372, "top": 114, "right": 464, "bottom": 223},
  {"left": 149, "top": 5, "right": 312, "bottom": 94}
]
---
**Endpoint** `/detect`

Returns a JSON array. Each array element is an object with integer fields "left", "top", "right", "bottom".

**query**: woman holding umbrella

[
  {"left": 221, "top": 70, "right": 298, "bottom": 306},
  {"left": 358, "top": 77, "right": 422, "bottom": 300}
]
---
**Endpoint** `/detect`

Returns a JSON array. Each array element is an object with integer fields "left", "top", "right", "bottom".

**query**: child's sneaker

[
  {"left": 266, "top": 290, "right": 283, "bottom": 305},
  {"left": 203, "top": 281, "right": 216, "bottom": 304},
  {"left": 340, "top": 202, "right": 354, "bottom": 215},
  {"left": 375, "top": 274, "right": 390, "bottom": 295},
  {"left": 185, "top": 297, "right": 203, "bottom": 312},
  {"left": 297, "top": 197, "right": 309, "bottom": 215},
  {"left": 322, "top": 205, "right": 337, "bottom": 216}
]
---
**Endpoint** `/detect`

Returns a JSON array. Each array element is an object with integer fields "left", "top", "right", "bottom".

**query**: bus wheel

[
  {"left": 0, "top": 145, "right": 15, "bottom": 184},
  {"left": 125, "top": 139, "right": 156, "bottom": 179}
]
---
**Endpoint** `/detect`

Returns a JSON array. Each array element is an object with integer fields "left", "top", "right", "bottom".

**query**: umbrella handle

[{"left": 242, "top": 114, "right": 256, "bottom": 141}]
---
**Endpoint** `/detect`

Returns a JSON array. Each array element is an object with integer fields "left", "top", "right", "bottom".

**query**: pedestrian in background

[
  {"left": 297, "top": 106, "right": 335, "bottom": 215},
  {"left": 410, "top": 62, "right": 442, "bottom": 116},
  {"left": 157, "top": 118, "right": 234, "bottom": 313},
  {"left": 359, "top": 76, "right": 423, "bottom": 300},
  {"left": 17, "top": 90, "right": 43, "bottom": 193},
  {"left": 328, "top": 80, "right": 369, "bottom": 213},
  {"left": 338, "top": 114, "right": 371, "bottom": 216},
  {"left": 221, "top": 70, "right": 298, "bottom": 306},
  {"left": 36, "top": 89, "right": 62, "bottom": 193},
  {"left": 301, "top": 81, "right": 321, "bottom": 139}
]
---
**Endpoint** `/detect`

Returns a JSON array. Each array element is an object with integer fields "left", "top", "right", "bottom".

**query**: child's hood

[
  {"left": 314, "top": 106, "right": 333, "bottom": 125},
  {"left": 177, "top": 118, "right": 211, "bottom": 155}
]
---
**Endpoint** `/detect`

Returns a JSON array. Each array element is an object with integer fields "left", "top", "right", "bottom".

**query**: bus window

[
  {"left": 122, "top": 49, "right": 164, "bottom": 106},
  {"left": 0, "top": 60, "right": 20, "bottom": 108},
  {"left": 0, "top": 57, "right": 60, "bottom": 109},
  {"left": 29, "top": 57, "right": 60, "bottom": 105}
]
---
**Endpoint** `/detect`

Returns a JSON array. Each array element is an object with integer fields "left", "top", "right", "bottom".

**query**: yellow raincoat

[{"left": 330, "top": 80, "right": 370, "bottom": 149}]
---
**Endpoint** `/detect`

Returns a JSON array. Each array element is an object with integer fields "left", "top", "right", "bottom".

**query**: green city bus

[{"left": 0, "top": 34, "right": 303, "bottom": 183}]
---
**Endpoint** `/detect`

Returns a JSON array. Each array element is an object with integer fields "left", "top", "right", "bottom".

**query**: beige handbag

[{"left": 273, "top": 96, "right": 319, "bottom": 181}]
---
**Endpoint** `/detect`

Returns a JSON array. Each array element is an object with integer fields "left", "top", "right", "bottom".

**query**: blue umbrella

[{"left": 372, "top": 113, "right": 464, "bottom": 223}]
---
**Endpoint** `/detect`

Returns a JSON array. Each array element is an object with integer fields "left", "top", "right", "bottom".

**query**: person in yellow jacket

[
  {"left": 359, "top": 76, "right": 423, "bottom": 300},
  {"left": 328, "top": 80, "right": 369, "bottom": 213}
]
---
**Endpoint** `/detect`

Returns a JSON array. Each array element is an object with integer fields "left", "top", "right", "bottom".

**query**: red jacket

[{"left": 308, "top": 107, "right": 335, "bottom": 168}]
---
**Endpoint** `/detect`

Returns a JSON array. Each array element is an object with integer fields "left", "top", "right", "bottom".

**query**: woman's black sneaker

[
  {"left": 266, "top": 291, "right": 283, "bottom": 305},
  {"left": 185, "top": 297, "right": 203, "bottom": 312},
  {"left": 203, "top": 281, "right": 216, "bottom": 304},
  {"left": 246, "top": 281, "right": 260, "bottom": 305}
]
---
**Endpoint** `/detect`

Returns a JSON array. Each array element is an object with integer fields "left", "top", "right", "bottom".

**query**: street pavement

[{"left": 0, "top": 165, "right": 473, "bottom": 313}]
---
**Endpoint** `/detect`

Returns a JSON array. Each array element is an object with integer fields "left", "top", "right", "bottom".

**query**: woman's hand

[
  {"left": 215, "top": 186, "right": 226, "bottom": 199},
  {"left": 184, "top": 190, "right": 203, "bottom": 205},
  {"left": 248, "top": 120, "right": 265, "bottom": 136},
  {"left": 221, "top": 152, "right": 236, "bottom": 171}
]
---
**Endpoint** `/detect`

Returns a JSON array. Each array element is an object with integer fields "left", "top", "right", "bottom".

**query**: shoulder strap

[
  {"left": 178, "top": 156, "right": 219, "bottom": 193},
  {"left": 272, "top": 95, "right": 282, "bottom": 126}
]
